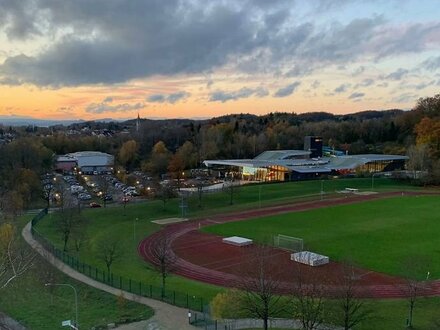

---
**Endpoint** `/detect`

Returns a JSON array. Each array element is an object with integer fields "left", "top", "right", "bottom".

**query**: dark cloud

[
  {"left": 392, "top": 93, "right": 418, "bottom": 103},
  {"left": 273, "top": 81, "right": 301, "bottom": 97},
  {"left": 414, "top": 80, "right": 435, "bottom": 90},
  {"left": 373, "top": 22, "right": 440, "bottom": 58},
  {"left": 0, "top": 0, "right": 42, "bottom": 39},
  {"left": 334, "top": 84, "right": 350, "bottom": 93},
  {"left": 0, "top": 1, "right": 439, "bottom": 87},
  {"left": 384, "top": 68, "right": 409, "bottom": 80},
  {"left": 148, "top": 91, "right": 191, "bottom": 104},
  {"left": 85, "top": 101, "right": 145, "bottom": 114},
  {"left": 209, "top": 87, "right": 268, "bottom": 103},
  {"left": 348, "top": 92, "right": 365, "bottom": 99},
  {"left": 422, "top": 56, "right": 440, "bottom": 71},
  {"left": 311, "top": 80, "right": 320, "bottom": 89}
]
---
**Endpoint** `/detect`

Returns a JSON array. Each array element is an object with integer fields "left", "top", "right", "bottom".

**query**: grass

[
  {"left": 33, "top": 178, "right": 415, "bottom": 299},
  {"left": 31, "top": 178, "right": 440, "bottom": 329},
  {"left": 203, "top": 195, "right": 440, "bottom": 278},
  {"left": 0, "top": 215, "right": 153, "bottom": 330}
]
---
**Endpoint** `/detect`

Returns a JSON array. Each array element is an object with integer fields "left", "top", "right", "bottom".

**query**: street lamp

[
  {"left": 45, "top": 283, "right": 78, "bottom": 329},
  {"left": 133, "top": 217, "right": 139, "bottom": 241}
]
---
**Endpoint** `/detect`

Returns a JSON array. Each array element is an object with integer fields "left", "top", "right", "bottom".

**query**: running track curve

[{"left": 138, "top": 191, "right": 440, "bottom": 298}]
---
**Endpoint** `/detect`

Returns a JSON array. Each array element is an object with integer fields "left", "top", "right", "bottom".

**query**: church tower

[{"left": 136, "top": 112, "right": 141, "bottom": 133}]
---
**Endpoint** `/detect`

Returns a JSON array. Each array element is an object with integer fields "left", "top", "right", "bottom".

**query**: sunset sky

[{"left": 0, "top": 0, "right": 439, "bottom": 121}]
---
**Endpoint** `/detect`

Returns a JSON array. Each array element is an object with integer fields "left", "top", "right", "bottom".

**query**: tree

[
  {"left": 334, "top": 263, "right": 371, "bottom": 330},
  {"left": 176, "top": 141, "right": 198, "bottom": 169},
  {"left": 98, "top": 239, "right": 121, "bottom": 275},
  {"left": 149, "top": 231, "right": 177, "bottom": 298},
  {"left": 0, "top": 223, "right": 34, "bottom": 289},
  {"left": 156, "top": 183, "right": 174, "bottom": 211},
  {"left": 56, "top": 208, "right": 84, "bottom": 252},
  {"left": 406, "top": 144, "right": 431, "bottom": 180},
  {"left": 400, "top": 255, "right": 431, "bottom": 328},
  {"left": 95, "top": 175, "right": 111, "bottom": 207},
  {"left": 118, "top": 140, "right": 138, "bottom": 170},
  {"left": 144, "top": 141, "right": 171, "bottom": 178},
  {"left": 211, "top": 289, "right": 243, "bottom": 320},
  {"left": 236, "top": 245, "right": 286, "bottom": 330},
  {"left": 291, "top": 263, "right": 328, "bottom": 330},
  {"left": 167, "top": 153, "right": 185, "bottom": 190}
]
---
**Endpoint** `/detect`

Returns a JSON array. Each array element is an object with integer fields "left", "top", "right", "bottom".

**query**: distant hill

[{"left": 0, "top": 116, "right": 86, "bottom": 127}]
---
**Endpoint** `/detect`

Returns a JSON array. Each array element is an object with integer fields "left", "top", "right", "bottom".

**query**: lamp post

[
  {"left": 45, "top": 283, "right": 78, "bottom": 329},
  {"left": 371, "top": 172, "right": 382, "bottom": 190},
  {"left": 133, "top": 217, "right": 139, "bottom": 241},
  {"left": 258, "top": 185, "right": 262, "bottom": 208}
]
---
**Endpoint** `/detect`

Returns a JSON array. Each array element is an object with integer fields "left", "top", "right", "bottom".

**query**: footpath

[{"left": 22, "top": 222, "right": 197, "bottom": 330}]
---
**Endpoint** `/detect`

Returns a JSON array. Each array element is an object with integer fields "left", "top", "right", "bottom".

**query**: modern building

[
  {"left": 55, "top": 151, "right": 114, "bottom": 174},
  {"left": 203, "top": 137, "right": 408, "bottom": 181},
  {"left": 304, "top": 136, "right": 323, "bottom": 158}
]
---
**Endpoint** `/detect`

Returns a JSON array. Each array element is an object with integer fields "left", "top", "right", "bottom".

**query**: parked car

[
  {"left": 71, "top": 185, "right": 84, "bottom": 194},
  {"left": 78, "top": 192, "right": 92, "bottom": 201},
  {"left": 101, "top": 194, "right": 113, "bottom": 201},
  {"left": 89, "top": 202, "right": 102, "bottom": 208}
]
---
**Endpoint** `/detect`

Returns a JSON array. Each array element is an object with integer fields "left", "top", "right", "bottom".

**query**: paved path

[{"left": 22, "top": 222, "right": 197, "bottom": 330}]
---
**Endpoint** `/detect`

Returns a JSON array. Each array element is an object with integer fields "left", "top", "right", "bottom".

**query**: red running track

[{"left": 138, "top": 191, "right": 440, "bottom": 298}]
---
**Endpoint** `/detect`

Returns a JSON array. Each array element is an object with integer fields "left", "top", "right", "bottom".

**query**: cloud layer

[{"left": 0, "top": 1, "right": 439, "bottom": 88}]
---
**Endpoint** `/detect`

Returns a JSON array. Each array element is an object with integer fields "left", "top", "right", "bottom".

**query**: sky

[{"left": 0, "top": 0, "right": 439, "bottom": 120}]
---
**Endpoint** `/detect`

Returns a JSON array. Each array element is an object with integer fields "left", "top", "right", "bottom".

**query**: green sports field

[{"left": 203, "top": 195, "right": 440, "bottom": 279}]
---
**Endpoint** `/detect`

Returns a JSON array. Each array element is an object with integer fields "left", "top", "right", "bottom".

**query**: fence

[{"left": 30, "top": 209, "right": 206, "bottom": 313}]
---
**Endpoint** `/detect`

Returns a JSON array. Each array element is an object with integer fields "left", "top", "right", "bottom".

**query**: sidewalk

[{"left": 22, "top": 222, "right": 197, "bottom": 330}]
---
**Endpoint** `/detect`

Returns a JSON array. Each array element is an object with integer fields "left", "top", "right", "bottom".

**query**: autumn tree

[
  {"left": 143, "top": 141, "right": 171, "bottom": 178},
  {"left": 415, "top": 117, "right": 440, "bottom": 158},
  {"left": 150, "top": 231, "right": 177, "bottom": 298},
  {"left": 167, "top": 153, "right": 185, "bottom": 190},
  {"left": 211, "top": 289, "right": 243, "bottom": 320},
  {"left": 176, "top": 141, "right": 198, "bottom": 169},
  {"left": 118, "top": 140, "right": 138, "bottom": 170}
]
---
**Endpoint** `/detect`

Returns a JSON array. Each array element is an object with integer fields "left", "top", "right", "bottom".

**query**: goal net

[{"left": 273, "top": 234, "right": 304, "bottom": 252}]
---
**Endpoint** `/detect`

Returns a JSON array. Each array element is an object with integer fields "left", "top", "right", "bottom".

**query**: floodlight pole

[
  {"left": 258, "top": 185, "right": 262, "bottom": 208},
  {"left": 45, "top": 283, "right": 78, "bottom": 329},
  {"left": 371, "top": 172, "right": 381, "bottom": 190}
]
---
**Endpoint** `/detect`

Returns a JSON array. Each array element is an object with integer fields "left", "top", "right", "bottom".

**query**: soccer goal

[{"left": 273, "top": 234, "right": 304, "bottom": 252}]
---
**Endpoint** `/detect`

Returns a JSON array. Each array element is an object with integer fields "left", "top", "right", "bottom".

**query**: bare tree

[
  {"left": 291, "top": 263, "right": 328, "bottom": 330},
  {"left": 236, "top": 245, "right": 286, "bottom": 330},
  {"left": 98, "top": 239, "right": 122, "bottom": 275},
  {"left": 56, "top": 208, "right": 84, "bottom": 252},
  {"left": 0, "top": 223, "right": 35, "bottom": 289},
  {"left": 156, "top": 183, "right": 174, "bottom": 211},
  {"left": 334, "top": 262, "right": 371, "bottom": 330},
  {"left": 149, "top": 231, "right": 176, "bottom": 298},
  {"left": 95, "top": 175, "right": 111, "bottom": 207},
  {"left": 400, "top": 256, "right": 431, "bottom": 328}
]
